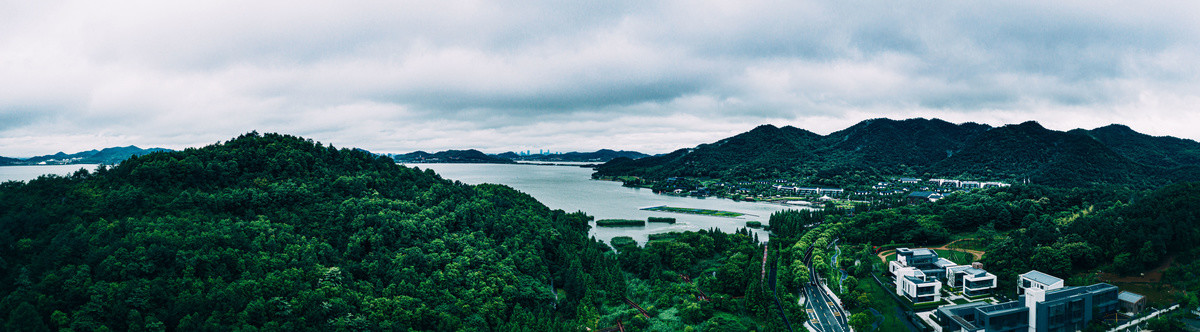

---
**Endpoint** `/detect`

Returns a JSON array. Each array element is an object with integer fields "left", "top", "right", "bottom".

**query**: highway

[{"left": 801, "top": 240, "right": 851, "bottom": 332}]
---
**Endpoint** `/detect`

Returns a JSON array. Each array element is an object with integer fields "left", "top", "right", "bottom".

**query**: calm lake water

[
  {"left": 407, "top": 163, "right": 810, "bottom": 245},
  {"left": 0, "top": 164, "right": 100, "bottom": 183}
]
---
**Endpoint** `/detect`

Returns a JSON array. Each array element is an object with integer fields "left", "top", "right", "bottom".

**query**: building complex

[
  {"left": 935, "top": 270, "right": 1123, "bottom": 332},
  {"left": 889, "top": 248, "right": 997, "bottom": 303}
]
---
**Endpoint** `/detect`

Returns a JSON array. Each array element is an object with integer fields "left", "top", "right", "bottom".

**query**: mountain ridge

[
  {"left": 593, "top": 118, "right": 1200, "bottom": 188},
  {"left": 0, "top": 145, "right": 171, "bottom": 166}
]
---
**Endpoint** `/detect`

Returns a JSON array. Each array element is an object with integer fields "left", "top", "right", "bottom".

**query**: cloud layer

[{"left": 2, "top": 0, "right": 1199, "bottom": 156}]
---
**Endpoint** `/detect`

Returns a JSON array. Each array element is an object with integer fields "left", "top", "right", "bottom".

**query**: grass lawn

[
  {"left": 1104, "top": 281, "right": 1182, "bottom": 307},
  {"left": 858, "top": 277, "right": 909, "bottom": 332},
  {"left": 932, "top": 249, "right": 976, "bottom": 264}
]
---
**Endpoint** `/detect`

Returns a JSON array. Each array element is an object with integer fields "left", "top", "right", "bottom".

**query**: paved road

[
  {"left": 801, "top": 240, "right": 851, "bottom": 332},
  {"left": 804, "top": 285, "right": 850, "bottom": 332}
]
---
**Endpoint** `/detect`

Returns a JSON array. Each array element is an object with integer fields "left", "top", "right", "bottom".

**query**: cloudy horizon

[{"left": 3, "top": 1, "right": 1199, "bottom": 157}]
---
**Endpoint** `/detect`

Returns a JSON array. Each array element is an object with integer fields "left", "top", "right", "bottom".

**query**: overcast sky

[{"left": 2, "top": 1, "right": 1199, "bottom": 157}]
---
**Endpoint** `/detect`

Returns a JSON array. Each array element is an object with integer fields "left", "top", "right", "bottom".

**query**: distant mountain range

[
  {"left": 394, "top": 149, "right": 649, "bottom": 164},
  {"left": 393, "top": 150, "right": 516, "bottom": 164},
  {"left": 0, "top": 146, "right": 172, "bottom": 166},
  {"left": 593, "top": 118, "right": 1200, "bottom": 188},
  {"left": 494, "top": 149, "right": 649, "bottom": 163}
]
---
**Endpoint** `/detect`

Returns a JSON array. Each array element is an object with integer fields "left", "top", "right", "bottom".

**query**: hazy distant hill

[
  {"left": 495, "top": 149, "right": 650, "bottom": 163},
  {"left": 393, "top": 149, "right": 515, "bottom": 164},
  {"left": 0, "top": 146, "right": 171, "bottom": 166},
  {"left": 594, "top": 118, "right": 1200, "bottom": 188}
]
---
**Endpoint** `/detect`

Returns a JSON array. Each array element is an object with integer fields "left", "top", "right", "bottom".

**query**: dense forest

[
  {"left": 0, "top": 133, "right": 812, "bottom": 331},
  {"left": 0, "top": 133, "right": 626, "bottom": 330},
  {"left": 594, "top": 118, "right": 1200, "bottom": 188}
]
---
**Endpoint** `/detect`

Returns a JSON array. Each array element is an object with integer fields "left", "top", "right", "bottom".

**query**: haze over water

[{"left": 0, "top": 165, "right": 99, "bottom": 183}]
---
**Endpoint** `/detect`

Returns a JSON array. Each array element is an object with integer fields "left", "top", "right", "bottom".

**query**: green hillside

[
  {"left": 0, "top": 133, "right": 620, "bottom": 330},
  {"left": 595, "top": 118, "right": 1200, "bottom": 188}
]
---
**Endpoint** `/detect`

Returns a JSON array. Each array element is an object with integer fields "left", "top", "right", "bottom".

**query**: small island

[
  {"left": 641, "top": 205, "right": 744, "bottom": 218},
  {"left": 647, "top": 217, "right": 677, "bottom": 224},
  {"left": 595, "top": 219, "right": 645, "bottom": 227}
]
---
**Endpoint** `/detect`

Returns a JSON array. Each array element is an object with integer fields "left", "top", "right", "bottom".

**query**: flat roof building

[
  {"left": 1118, "top": 291, "right": 1147, "bottom": 315},
  {"left": 1018, "top": 270, "right": 1064, "bottom": 295},
  {"left": 895, "top": 267, "right": 942, "bottom": 304}
]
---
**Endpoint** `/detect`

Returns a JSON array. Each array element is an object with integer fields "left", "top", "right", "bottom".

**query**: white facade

[
  {"left": 1018, "top": 270, "right": 1064, "bottom": 295},
  {"left": 963, "top": 271, "right": 997, "bottom": 296},
  {"left": 895, "top": 267, "right": 942, "bottom": 303}
]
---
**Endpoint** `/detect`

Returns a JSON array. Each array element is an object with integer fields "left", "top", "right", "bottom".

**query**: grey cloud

[{"left": 2, "top": 0, "right": 1200, "bottom": 156}]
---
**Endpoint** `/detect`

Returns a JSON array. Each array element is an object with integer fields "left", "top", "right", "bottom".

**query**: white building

[
  {"left": 895, "top": 267, "right": 942, "bottom": 303},
  {"left": 1018, "top": 270, "right": 1064, "bottom": 295},
  {"left": 947, "top": 267, "right": 997, "bottom": 297}
]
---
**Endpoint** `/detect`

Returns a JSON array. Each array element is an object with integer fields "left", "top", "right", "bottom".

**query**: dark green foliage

[
  {"left": 647, "top": 217, "right": 676, "bottom": 224},
  {"left": 594, "top": 118, "right": 1200, "bottom": 188},
  {"left": 768, "top": 209, "right": 821, "bottom": 238},
  {"left": 0, "top": 133, "right": 623, "bottom": 331},
  {"left": 596, "top": 219, "right": 646, "bottom": 227},
  {"left": 1083, "top": 124, "right": 1200, "bottom": 169},
  {"left": 610, "top": 236, "right": 638, "bottom": 250}
]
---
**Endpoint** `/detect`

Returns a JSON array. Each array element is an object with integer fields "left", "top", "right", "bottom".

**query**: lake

[
  {"left": 407, "top": 163, "right": 810, "bottom": 245},
  {"left": 0, "top": 162, "right": 805, "bottom": 245},
  {"left": 0, "top": 164, "right": 100, "bottom": 183}
]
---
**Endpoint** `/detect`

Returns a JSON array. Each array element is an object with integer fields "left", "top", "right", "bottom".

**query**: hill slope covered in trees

[
  {"left": 594, "top": 118, "right": 1200, "bottom": 188},
  {"left": 0, "top": 133, "right": 622, "bottom": 331}
]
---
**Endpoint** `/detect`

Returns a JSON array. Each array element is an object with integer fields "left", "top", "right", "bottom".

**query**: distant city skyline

[{"left": 3, "top": 1, "right": 1199, "bottom": 157}]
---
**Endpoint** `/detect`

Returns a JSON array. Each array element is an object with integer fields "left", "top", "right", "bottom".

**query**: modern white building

[
  {"left": 1018, "top": 270, "right": 1064, "bottom": 295},
  {"left": 951, "top": 267, "right": 998, "bottom": 297},
  {"left": 895, "top": 267, "right": 942, "bottom": 303}
]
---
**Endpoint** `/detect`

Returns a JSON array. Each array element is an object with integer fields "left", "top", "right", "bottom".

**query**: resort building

[
  {"left": 907, "top": 191, "right": 945, "bottom": 204},
  {"left": 947, "top": 266, "right": 998, "bottom": 297},
  {"left": 936, "top": 301, "right": 1029, "bottom": 332},
  {"left": 896, "top": 267, "right": 942, "bottom": 303},
  {"left": 890, "top": 248, "right": 958, "bottom": 280},
  {"left": 934, "top": 271, "right": 1120, "bottom": 332},
  {"left": 888, "top": 248, "right": 998, "bottom": 302},
  {"left": 1018, "top": 270, "right": 1064, "bottom": 295}
]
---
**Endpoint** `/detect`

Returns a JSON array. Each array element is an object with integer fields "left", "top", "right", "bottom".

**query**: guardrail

[{"left": 1107, "top": 304, "right": 1181, "bottom": 332}]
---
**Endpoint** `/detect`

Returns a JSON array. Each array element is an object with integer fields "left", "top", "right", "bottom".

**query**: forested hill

[
  {"left": 594, "top": 118, "right": 1200, "bottom": 188},
  {"left": 392, "top": 149, "right": 516, "bottom": 164},
  {"left": 0, "top": 146, "right": 171, "bottom": 166},
  {"left": 494, "top": 149, "right": 650, "bottom": 162},
  {"left": 0, "top": 132, "right": 623, "bottom": 331}
]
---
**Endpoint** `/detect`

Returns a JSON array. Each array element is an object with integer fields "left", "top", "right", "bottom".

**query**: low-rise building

[
  {"left": 1118, "top": 291, "right": 1147, "bottom": 315},
  {"left": 1018, "top": 270, "right": 1064, "bottom": 295},
  {"left": 896, "top": 267, "right": 942, "bottom": 303},
  {"left": 891, "top": 248, "right": 958, "bottom": 280},
  {"left": 907, "top": 191, "right": 945, "bottom": 204},
  {"left": 947, "top": 267, "right": 998, "bottom": 297},
  {"left": 935, "top": 270, "right": 1119, "bottom": 332},
  {"left": 936, "top": 301, "right": 1029, "bottom": 332}
]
